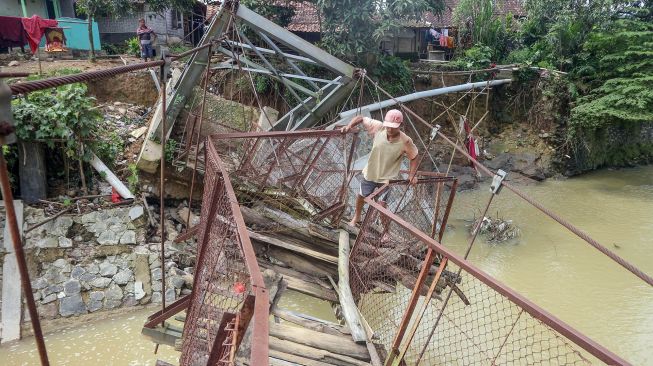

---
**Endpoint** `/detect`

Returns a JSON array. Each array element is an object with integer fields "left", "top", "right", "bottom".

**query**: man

[
  {"left": 136, "top": 19, "right": 155, "bottom": 61},
  {"left": 341, "top": 109, "right": 419, "bottom": 227}
]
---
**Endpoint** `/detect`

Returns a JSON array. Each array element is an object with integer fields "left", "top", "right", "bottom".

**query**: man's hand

[
  {"left": 341, "top": 115, "right": 364, "bottom": 133},
  {"left": 340, "top": 125, "right": 351, "bottom": 133},
  {"left": 408, "top": 174, "right": 418, "bottom": 186}
]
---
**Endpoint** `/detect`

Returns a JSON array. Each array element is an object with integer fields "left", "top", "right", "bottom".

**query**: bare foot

[{"left": 348, "top": 218, "right": 359, "bottom": 227}]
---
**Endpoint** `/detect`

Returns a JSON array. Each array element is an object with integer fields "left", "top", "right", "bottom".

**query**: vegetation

[
  {"left": 316, "top": 0, "right": 444, "bottom": 60},
  {"left": 125, "top": 37, "right": 141, "bottom": 58}
]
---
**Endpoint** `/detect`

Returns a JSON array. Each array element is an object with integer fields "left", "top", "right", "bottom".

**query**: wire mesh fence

[
  {"left": 210, "top": 130, "right": 358, "bottom": 230},
  {"left": 349, "top": 185, "right": 627, "bottom": 366},
  {"left": 179, "top": 140, "right": 268, "bottom": 366}
]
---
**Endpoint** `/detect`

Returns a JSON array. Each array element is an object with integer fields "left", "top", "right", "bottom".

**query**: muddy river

[{"left": 0, "top": 166, "right": 651, "bottom": 365}]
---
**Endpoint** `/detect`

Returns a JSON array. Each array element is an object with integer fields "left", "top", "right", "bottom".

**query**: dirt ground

[{"left": 0, "top": 56, "right": 144, "bottom": 74}]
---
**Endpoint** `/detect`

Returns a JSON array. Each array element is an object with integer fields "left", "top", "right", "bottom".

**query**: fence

[
  {"left": 210, "top": 130, "right": 358, "bottom": 229},
  {"left": 178, "top": 139, "right": 269, "bottom": 366},
  {"left": 349, "top": 184, "right": 629, "bottom": 366}
]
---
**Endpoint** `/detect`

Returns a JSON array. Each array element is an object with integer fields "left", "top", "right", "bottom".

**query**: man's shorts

[
  {"left": 141, "top": 43, "right": 153, "bottom": 59},
  {"left": 359, "top": 177, "right": 388, "bottom": 200}
]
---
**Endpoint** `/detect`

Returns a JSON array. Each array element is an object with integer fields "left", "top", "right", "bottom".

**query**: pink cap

[{"left": 383, "top": 109, "right": 403, "bottom": 128}]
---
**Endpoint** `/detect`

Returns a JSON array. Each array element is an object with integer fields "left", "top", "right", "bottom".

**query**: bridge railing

[
  {"left": 349, "top": 184, "right": 629, "bottom": 366},
  {"left": 179, "top": 139, "right": 269, "bottom": 366}
]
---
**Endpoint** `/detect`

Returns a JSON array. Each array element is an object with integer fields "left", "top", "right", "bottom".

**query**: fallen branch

[{"left": 25, "top": 207, "right": 73, "bottom": 234}]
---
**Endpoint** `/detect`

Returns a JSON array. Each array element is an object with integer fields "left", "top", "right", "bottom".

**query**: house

[
  {"left": 96, "top": 1, "right": 207, "bottom": 45},
  {"left": 0, "top": 0, "right": 101, "bottom": 52},
  {"left": 0, "top": 0, "right": 76, "bottom": 19},
  {"left": 261, "top": 0, "right": 524, "bottom": 60}
]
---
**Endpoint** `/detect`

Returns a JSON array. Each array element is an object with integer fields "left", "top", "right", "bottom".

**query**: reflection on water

[
  {"left": 0, "top": 308, "right": 178, "bottom": 365},
  {"left": 442, "top": 166, "right": 653, "bottom": 365}
]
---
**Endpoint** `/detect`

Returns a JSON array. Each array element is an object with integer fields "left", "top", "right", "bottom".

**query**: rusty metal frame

[
  {"left": 358, "top": 196, "right": 630, "bottom": 366},
  {"left": 143, "top": 295, "right": 191, "bottom": 329},
  {"left": 180, "top": 139, "right": 269, "bottom": 365}
]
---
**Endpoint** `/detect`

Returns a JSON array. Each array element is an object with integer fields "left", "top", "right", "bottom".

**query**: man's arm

[
  {"left": 340, "top": 115, "right": 364, "bottom": 133},
  {"left": 408, "top": 156, "right": 419, "bottom": 184}
]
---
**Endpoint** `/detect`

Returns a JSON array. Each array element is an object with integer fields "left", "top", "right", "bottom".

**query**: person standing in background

[{"left": 137, "top": 18, "right": 155, "bottom": 61}]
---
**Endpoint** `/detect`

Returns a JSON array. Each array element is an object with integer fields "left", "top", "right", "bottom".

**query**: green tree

[
  {"left": 570, "top": 15, "right": 653, "bottom": 129},
  {"left": 316, "top": 0, "right": 445, "bottom": 61},
  {"left": 452, "top": 0, "right": 519, "bottom": 60},
  {"left": 75, "top": 0, "right": 130, "bottom": 62}
]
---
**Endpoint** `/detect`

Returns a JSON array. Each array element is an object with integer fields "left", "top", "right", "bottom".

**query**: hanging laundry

[
  {"left": 439, "top": 35, "right": 447, "bottom": 47},
  {"left": 447, "top": 36, "right": 454, "bottom": 49},
  {"left": 21, "top": 15, "right": 58, "bottom": 53},
  {"left": 0, "top": 16, "right": 27, "bottom": 49},
  {"left": 462, "top": 118, "right": 479, "bottom": 168}
]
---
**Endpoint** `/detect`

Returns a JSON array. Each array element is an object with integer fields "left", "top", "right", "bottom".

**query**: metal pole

[
  {"left": 187, "top": 45, "right": 212, "bottom": 227},
  {"left": 0, "top": 80, "right": 50, "bottom": 365},
  {"left": 160, "top": 71, "right": 167, "bottom": 313}
]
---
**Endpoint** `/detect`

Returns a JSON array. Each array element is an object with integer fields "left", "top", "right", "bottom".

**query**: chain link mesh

[
  {"left": 350, "top": 184, "right": 612, "bottom": 366},
  {"left": 179, "top": 141, "right": 262, "bottom": 366},
  {"left": 211, "top": 131, "right": 357, "bottom": 230}
]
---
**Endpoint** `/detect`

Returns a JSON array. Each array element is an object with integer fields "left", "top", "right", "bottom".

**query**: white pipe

[
  {"left": 89, "top": 152, "right": 135, "bottom": 199},
  {"left": 338, "top": 79, "right": 512, "bottom": 119}
]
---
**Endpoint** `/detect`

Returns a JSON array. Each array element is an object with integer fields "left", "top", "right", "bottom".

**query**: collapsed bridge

[{"left": 0, "top": 1, "right": 651, "bottom": 366}]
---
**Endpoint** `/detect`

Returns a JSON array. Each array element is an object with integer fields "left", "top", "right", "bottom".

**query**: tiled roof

[{"left": 286, "top": 1, "right": 321, "bottom": 33}]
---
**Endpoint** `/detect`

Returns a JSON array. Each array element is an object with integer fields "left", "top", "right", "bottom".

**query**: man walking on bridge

[{"left": 341, "top": 109, "right": 419, "bottom": 227}]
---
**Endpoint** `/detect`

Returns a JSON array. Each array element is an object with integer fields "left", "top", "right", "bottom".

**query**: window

[{"left": 170, "top": 9, "right": 183, "bottom": 29}]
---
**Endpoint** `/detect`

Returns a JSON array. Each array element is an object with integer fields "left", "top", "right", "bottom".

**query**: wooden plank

[
  {"left": 282, "top": 277, "right": 338, "bottom": 303},
  {"left": 259, "top": 261, "right": 332, "bottom": 289},
  {"left": 250, "top": 231, "right": 337, "bottom": 264},
  {"left": 269, "top": 322, "right": 370, "bottom": 361},
  {"left": 272, "top": 307, "right": 350, "bottom": 337},
  {"left": 270, "top": 349, "right": 339, "bottom": 366},
  {"left": 337, "top": 230, "right": 367, "bottom": 343},
  {"left": 269, "top": 336, "right": 370, "bottom": 366},
  {"left": 267, "top": 247, "right": 336, "bottom": 277}
]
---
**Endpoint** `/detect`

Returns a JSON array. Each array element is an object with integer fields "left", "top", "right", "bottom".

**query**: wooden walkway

[{"left": 143, "top": 209, "right": 380, "bottom": 365}]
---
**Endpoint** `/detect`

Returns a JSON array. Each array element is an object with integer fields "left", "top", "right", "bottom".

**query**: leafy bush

[
  {"left": 127, "top": 163, "right": 139, "bottom": 192},
  {"left": 12, "top": 83, "right": 101, "bottom": 159},
  {"left": 125, "top": 37, "right": 140, "bottom": 57},
  {"left": 371, "top": 55, "right": 413, "bottom": 97}
]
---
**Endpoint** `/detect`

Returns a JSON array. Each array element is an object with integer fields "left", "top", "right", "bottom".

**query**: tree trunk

[
  {"left": 88, "top": 15, "right": 96, "bottom": 62},
  {"left": 18, "top": 141, "right": 47, "bottom": 203}
]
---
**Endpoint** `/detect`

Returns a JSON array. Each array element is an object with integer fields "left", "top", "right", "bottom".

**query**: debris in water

[{"left": 470, "top": 215, "right": 520, "bottom": 244}]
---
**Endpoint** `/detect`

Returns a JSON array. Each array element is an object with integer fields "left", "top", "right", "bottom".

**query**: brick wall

[{"left": 96, "top": 7, "right": 185, "bottom": 44}]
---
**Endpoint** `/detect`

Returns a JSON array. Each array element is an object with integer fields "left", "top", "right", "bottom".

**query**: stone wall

[
  {"left": 570, "top": 121, "right": 653, "bottom": 173},
  {"left": 17, "top": 204, "right": 192, "bottom": 321}
]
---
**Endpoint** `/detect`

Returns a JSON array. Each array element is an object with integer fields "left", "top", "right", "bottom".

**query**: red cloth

[
  {"left": 0, "top": 16, "right": 27, "bottom": 48},
  {"left": 462, "top": 119, "right": 478, "bottom": 165},
  {"left": 111, "top": 188, "right": 121, "bottom": 203},
  {"left": 21, "top": 15, "right": 58, "bottom": 53}
]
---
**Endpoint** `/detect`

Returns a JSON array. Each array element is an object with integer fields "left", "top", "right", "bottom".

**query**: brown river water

[{"left": 0, "top": 166, "right": 651, "bottom": 365}]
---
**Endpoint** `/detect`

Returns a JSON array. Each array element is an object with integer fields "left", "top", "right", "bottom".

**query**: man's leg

[{"left": 348, "top": 194, "right": 365, "bottom": 227}]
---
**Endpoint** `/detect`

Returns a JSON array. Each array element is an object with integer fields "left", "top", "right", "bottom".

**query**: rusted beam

[{"left": 144, "top": 295, "right": 191, "bottom": 329}]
